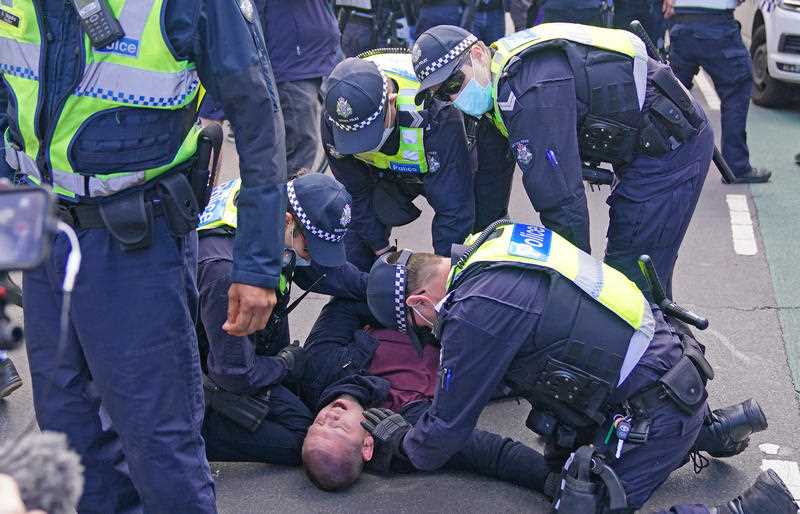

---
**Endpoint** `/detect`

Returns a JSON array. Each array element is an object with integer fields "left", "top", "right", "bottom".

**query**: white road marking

[
  {"left": 761, "top": 459, "right": 800, "bottom": 501},
  {"left": 726, "top": 194, "right": 758, "bottom": 256},
  {"left": 706, "top": 328, "right": 761, "bottom": 364},
  {"left": 695, "top": 70, "right": 721, "bottom": 111},
  {"left": 761, "top": 443, "right": 782, "bottom": 455}
]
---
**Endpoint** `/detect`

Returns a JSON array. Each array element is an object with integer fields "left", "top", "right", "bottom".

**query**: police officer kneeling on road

[
  {"left": 1, "top": 1, "right": 285, "bottom": 511},
  {"left": 361, "top": 220, "right": 791, "bottom": 514},
  {"left": 196, "top": 173, "right": 367, "bottom": 463},
  {"left": 322, "top": 49, "right": 475, "bottom": 271},
  {"left": 411, "top": 24, "right": 714, "bottom": 299}
]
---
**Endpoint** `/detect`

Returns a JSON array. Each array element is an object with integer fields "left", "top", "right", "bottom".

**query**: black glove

[
  {"left": 360, "top": 407, "right": 411, "bottom": 473},
  {"left": 276, "top": 340, "right": 307, "bottom": 383}
]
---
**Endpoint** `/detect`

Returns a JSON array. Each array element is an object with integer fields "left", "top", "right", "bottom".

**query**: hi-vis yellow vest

[
  {"left": 488, "top": 23, "right": 649, "bottom": 137},
  {"left": 447, "top": 223, "right": 654, "bottom": 382},
  {"left": 0, "top": 0, "right": 201, "bottom": 199},
  {"left": 354, "top": 51, "right": 428, "bottom": 174},
  {"left": 196, "top": 178, "right": 288, "bottom": 295}
]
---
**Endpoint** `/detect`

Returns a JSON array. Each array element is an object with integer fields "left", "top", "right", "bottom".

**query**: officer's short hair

[
  {"left": 301, "top": 438, "right": 364, "bottom": 491},
  {"left": 387, "top": 251, "right": 440, "bottom": 295}
]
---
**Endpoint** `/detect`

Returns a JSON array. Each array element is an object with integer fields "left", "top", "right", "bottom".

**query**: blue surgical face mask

[{"left": 453, "top": 78, "right": 493, "bottom": 118}]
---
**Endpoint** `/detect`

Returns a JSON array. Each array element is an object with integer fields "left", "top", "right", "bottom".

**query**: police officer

[
  {"left": 336, "top": 0, "right": 412, "bottom": 57},
  {"left": 322, "top": 49, "right": 475, "bottom": 271},
  {"left": 411, "top": 24, "right": 713, "bottom": 297},
  {"left": 1, "top": 1, "right": 285, "bottom": 512},
  {"left": 196, "top": 173, "right": 365, "bottom": 465},
  {"left": 362, "top": 221, "right": 788, "bottom": 514},
  {"left": 665, "top": 0, "right": 772, "bottom": 183}
]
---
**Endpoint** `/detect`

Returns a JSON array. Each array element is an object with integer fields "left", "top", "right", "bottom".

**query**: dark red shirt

[{"left": 366, "top": 329, "right": 441, "bottom": 412}]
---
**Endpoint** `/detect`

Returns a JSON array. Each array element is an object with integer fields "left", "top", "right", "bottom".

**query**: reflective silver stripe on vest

[
  {"left": 75, "top": 63, "right": 199, "bottom": 108},
  {"left": 74, "top": 0, "right": 199, "bottom": 108},
  {"left": 575, "top": 251, "right": 603, "bottom": 299},
  {"left": 5, "top": 140, "right": 147, "bottom": 197},
  {"left": 619, "top": 298, "right": 655, "bottom": 385},
  {"left": 0, "top": 39, "right": 40, "bottom": 80},
  {"left": 629, "top": 36, "right": 648, "bottom": 111},
  {"left": 673, "top": 0, "right": 737, "bottom": 9}
]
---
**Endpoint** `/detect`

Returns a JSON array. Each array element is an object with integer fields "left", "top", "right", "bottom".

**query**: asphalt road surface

[{"left": 1, "top": 74, "right": 799, "bottom": 514}]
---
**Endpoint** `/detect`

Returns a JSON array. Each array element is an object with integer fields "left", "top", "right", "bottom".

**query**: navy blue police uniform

[
  {"left": 467, "top": 0, "right": 508, "bottom": 44},
  {"left": 3, "top": 1, "right": 285, "bottom": 512},
  {"left": 299, "top": 297, "right": 551, "bottom": 491},
  {"left": 668, "top": 0, "right": 770, "bottom": 182},
  {"left": 322, "top": 55, "right": 475, "bottom": 271},
  {"left": 614, "top": 0, "right": 667, "bottom": 49},
  {"left": 411, "top": 24, "right": 714, "bottom": 297},
  {"left": 363, "top": 223, "right": 788, "bottom": 514},
  {"left": 196, "top": 174, "right": 365, "bottom": 464}
]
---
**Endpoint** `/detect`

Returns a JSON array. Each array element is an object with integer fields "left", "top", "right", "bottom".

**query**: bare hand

[
  {"left": 0, "top": 474, "right": 45, "bottom": 514},
  {"left": 223, "top": 283, "right": 277, "bottom": 336},
  {"left": 663, "top": 0, "right": 675, "bottom": 17}
]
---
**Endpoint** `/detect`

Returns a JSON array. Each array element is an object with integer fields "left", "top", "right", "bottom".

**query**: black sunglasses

[{"left": 434, "top": 69, "right": 466, "bottom": 101}]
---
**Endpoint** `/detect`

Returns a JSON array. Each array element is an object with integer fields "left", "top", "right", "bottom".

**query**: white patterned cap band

[
  {"left": 287, "top": 180, "right": 346, "bottom": 243},
  {"left": 394, "top": 264, "right": 408, "bottom": 333},
  {"left": 326, "top": 65, "right": 388, "bottom": 133},
  {"left": 416, "top": 34, "right": 477, "bottom": 80}
]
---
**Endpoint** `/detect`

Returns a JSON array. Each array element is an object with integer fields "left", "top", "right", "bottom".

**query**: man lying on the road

[
  {"left": 298, "top": 298, "right": 549, "bottom": 492},
  {"left": 196, "top": 173, "right": 366, "bottom": 464},
  {"left": 361, "top": 221, "right": 793, "bottom": 514}
]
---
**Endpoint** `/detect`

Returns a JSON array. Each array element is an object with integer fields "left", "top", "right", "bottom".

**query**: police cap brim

[{"left": 414, "top": 51, "right": 470, "bottom": 106}]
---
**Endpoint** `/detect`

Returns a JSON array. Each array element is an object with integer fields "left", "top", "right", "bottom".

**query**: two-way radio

[{"left": 71, "top": 0, "right": 125, "bottom": 49}]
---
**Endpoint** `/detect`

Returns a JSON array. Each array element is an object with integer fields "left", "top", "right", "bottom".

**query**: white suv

[{"left": 739, "top": 0, "right": 800, "bottom": 106}]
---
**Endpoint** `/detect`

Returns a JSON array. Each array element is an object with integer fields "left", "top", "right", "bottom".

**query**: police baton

[
  {"left": 638, "top": 255, "right": 709, "bottom": 330},
  {"left": 629, "top": 20, "right": 737, "bottom": 184}
]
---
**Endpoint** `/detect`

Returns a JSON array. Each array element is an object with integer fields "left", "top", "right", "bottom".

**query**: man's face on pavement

[{"left": 305, "top": 395, "right": 372, "bottom": 458}]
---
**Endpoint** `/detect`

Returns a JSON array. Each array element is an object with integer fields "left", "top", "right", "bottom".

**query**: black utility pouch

[
  {"left": 204, "top": 376, "right": 271, "bottom": 432},
  {"left": 157, "top": 173, "right": 199, "bottom": 237},
  {"left": 99, "top": 189, "right": 153, "bottom": 252},
  {"left": 658, "top": 356, "right": 708, "bottom": 415},
  {"left": 649, "top": 95, "right": 698, "bottom": 144},
  {"left": 639, "top": 119, "right": 672, "bottom": 157}
]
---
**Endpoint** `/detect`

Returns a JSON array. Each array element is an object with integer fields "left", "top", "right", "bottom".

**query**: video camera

[{"left": 0, "top": 185, "right": 57, "bottom": 350}]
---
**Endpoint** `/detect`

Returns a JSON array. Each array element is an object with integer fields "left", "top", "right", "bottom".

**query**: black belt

[
  {"left": 672, "top": 11, "right": 735, "bottom": 22},
  {"left": 56, "top": 199, "right": 165, "bottom": 230}
]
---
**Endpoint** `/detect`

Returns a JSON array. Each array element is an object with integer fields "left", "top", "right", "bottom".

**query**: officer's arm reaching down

[
  {"left": 172, "top": 0, "right": 288, "bottom": 336},
  {"left": 497, "top": 49, "right": 591, "bottom": 253}
]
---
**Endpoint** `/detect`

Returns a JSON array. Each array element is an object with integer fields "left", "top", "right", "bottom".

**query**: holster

[
  {"left": 191, "top": 123, "right": 224, "bottom": 213},
  {"left": 203, "top": 375, "right": 271, "bottom": 432},
  {"left": 372, "top": 179, "right": 422, "bottom": 227},
  {"left": 578, "top": 115, "right": 640, "bottom": 165},
  {"left": 640, "top": 67, "right": 703, "bottom": 157},
  {"left": 98, "top": 190, "right": 154, "bottom": 252},
  {"left": 156, "top": 172, "right": 199, "bottom": 237}
]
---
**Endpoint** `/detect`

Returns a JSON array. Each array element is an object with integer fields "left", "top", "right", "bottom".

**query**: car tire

[{"left": 750, "top": 25, "right": 795, "bottom": 107}]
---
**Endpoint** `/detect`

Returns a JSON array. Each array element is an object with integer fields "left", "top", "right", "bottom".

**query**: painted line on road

[
  {"left": 761, "top": 459, "right": 800, "bottom": 502},
  {"left": 695, "top": 70, "right": 721, "bottom": 111},
  {"left": 726, "top": 194, "right": 758, "bottom": 256}
]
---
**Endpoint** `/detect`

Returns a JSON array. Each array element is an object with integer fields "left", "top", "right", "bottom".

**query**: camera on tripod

[{"left": 0, "top": 186, "right": 57, "bottom": 350}]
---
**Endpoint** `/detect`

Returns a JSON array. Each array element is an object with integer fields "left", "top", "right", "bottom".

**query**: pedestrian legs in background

[
  {"left": 277, "top": 79, "right": 328, "bottom": 177},
  {"left": 469, "top": 8, "right": 507, "bottom": 45},
  {"left": 614, "top": 0, "right": 666, "bottom": 49},
  {"left": 0, "top": 352, "right": 22, "bottom": 399},
  {"left": 414, "top": 2, "right": 462, "bottom": 38},
  {"left": 669, "top": 17, "right": 771, "bottom": 183},
  {"left": 509, "top": 0, "right": 534, "bottom": 30}
]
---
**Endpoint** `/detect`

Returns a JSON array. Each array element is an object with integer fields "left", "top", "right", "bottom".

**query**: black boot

[
  {"left": 694, "top": 399, "right": 768, "bottom": 458},
  {"left": 725, "top": 167, "right": 772, "bottom": 184},
  {"left": 714, "top": 469, "right": 798, "bottom": 514},
  {"left": 0, "top": 358, "right": 22, "bottom": 399}
]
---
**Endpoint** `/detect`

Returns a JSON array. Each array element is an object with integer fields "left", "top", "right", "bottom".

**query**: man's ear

[
  {"left": 362, "top": 434, "right": 375, "bottom": 462},
  {"left": 406, "top": 294, "right": 430, "bottom": 310},
  {"left": 285, "top": 212, "right": 293, "bottom": 228}
]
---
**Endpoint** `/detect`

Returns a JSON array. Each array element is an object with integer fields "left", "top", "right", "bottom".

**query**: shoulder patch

[{"left": 512, "top": 140, "right": 533, "bottom": 166}]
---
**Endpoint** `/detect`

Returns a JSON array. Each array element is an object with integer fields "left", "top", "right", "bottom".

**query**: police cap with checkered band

[
  {"left": 287, "top": 174, "right": 352, "bottom": 268},
  {"left": 412, "top": 25, "right": 478, "bottom": 105},
  {"left": 367, "top": 250, "right": 425, "bottom": 355},
  {"left": 323, "top": 57, "right": 389, "bottom": 155}
]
